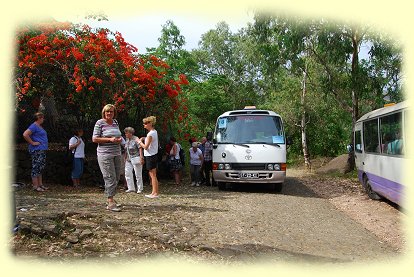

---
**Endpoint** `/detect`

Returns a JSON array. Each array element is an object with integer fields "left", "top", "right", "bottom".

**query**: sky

[
  {"left": 73, "top": 11, "right": 378, "bottom": 59},
  {"left": 76, "top": 12, "right": 254, "bottom": 53}
]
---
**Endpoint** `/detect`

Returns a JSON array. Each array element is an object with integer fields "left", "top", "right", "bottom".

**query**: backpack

[
  {"left": 63, "top": 136, "right": 79, "bottom": 165},
  {"left": 178, "top": 144, "right": 185, "bottom": 166}
]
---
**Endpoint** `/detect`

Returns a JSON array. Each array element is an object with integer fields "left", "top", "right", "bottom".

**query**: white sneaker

[
  {"left": 196, "top": 183, "right": 200, "bottom": 187},
  {"left": 137, "top": 190, "right": 142, "bottom": 194},
  {"left": 190, "top": 182, "right": 196, "bottom": 186},
  {"left": 125, "top": 189, "right": 135, "bottom": 193}
]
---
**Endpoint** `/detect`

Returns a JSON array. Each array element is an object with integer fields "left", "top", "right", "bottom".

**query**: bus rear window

[{"left": 355, "top": 130, "right": 362, "bottom": 153}]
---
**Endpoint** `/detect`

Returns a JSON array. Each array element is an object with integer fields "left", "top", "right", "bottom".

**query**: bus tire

[
  {"left": 212, "top": 176, "right": 217, "bottom": 187},
  {"left": 273, "top": 183, "right": 283, "bottom": 193},
  {"left": 217, "top": 182, "right": 226, "bottom": 190},
  {"left": 363, "top": 176, "right": 382, "bottom": 200}
]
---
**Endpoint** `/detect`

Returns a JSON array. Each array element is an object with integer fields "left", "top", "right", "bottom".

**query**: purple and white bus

[{"left": 354, "top": 101, "right": 408, "bottom": 206}]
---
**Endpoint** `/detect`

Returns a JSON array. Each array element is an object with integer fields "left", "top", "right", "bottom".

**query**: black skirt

[
  {"left": 169, "top": 158, "right": 182, "bottom": 171},
  {"left": 145, "top": 154, "right": 158, "bottom": 170}
]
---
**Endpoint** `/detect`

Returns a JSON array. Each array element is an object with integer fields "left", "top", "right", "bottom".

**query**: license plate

[{"left": 240, "top": 173, "right": 259, "bottom": 178}]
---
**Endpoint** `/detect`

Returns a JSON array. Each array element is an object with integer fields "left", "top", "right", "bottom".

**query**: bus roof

[
  {"left": 218, "top": 109, "right": 281, "bottom": 117},
  {"left": 357, "top": 101, "right": 408, "bottom": 122}
]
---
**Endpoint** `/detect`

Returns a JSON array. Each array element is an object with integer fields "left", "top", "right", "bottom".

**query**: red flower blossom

[{"left": 15, "top": 20, "right": 191, "bottom": 131}]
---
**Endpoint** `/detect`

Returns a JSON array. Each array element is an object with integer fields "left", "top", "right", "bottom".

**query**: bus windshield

[{"left": 215, "top": 115, "right": 284, "bottom": 144}]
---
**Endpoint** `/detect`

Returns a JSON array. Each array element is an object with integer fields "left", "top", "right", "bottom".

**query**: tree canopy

[
  {"left": 15, "top": 20, "right": 189, "bottom": 139},
  {"left": 14, "top": 14, "right": 404, "bottom": 163}
]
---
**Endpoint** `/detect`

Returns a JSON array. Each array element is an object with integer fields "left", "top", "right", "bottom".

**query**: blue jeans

[{"left": 71, "top": 158, "right": 84, "bottom": 179}]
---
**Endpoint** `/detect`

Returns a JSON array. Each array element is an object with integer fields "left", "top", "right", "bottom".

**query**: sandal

[
  {"left": 33, "top": 186, "right": 45, "bottom": 192},
  {"left": 105, "top": 201, "right": 122, "bottom": 208},
  {"left": 113, "top": 200, "right": 122, "bottom": 207},
  {"left": 40, "top": 185, "right": 49, "bottom": 190},
  {"left": 106, "top": 203, "right": 122, "bottom": 212}
]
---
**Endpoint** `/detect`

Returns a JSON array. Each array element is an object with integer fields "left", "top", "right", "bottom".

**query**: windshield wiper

[
  {"left": 257, "top": 142, "right": 281, "bottom": 148},
  {"left": 233, "top": 143, "right": 250, "bottom": 148}
]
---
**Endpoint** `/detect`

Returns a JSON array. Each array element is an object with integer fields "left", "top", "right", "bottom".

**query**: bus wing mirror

[
  {"left": 212, "top": 138, "right": 218, "bottom": 149},
  {"left": 286, "top": 136, "right": 293, "bottom": 146}
]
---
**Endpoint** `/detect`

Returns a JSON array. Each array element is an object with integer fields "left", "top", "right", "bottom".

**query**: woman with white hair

[
  {"left": 189, "top": 142, "right": 203, "bottom": 186},
  {"left": 124, "top": 127, "right": 144, "bottom": 193}
]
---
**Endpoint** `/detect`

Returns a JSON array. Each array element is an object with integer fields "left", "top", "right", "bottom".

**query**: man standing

[{"left": 203, "top": 132, "right": 213, "bottom": 186}]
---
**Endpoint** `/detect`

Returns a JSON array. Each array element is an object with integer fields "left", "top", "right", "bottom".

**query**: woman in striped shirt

[{"left": 92, "top": 104, "right": 123, "bottom": 212}]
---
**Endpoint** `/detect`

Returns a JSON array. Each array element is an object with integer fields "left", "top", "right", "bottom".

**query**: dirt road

[{"left": 11, "top": 168, "right": 406, "bottom": 263}]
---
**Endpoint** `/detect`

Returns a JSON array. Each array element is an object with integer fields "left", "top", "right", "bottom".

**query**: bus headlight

[
  {"left": 267, "top": 164, "right": 281, "bottom": 171},
  {"left": 215, "top": 163, "right": 231, "bottom": 170}
]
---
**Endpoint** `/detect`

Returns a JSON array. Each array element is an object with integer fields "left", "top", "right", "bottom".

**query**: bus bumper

[{"left": 212, "top": 170, "right": 286, "bottom": 184}]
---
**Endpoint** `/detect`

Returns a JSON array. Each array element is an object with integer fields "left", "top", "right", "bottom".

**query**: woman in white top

[
  {"left": 189, "top": 142, "right": 203, "bottom": 186},
  {"left": 137, "top": 116, "right": 159, "bottom": 198},
  {"left": 68, "top": 128, "right": 85, "bottom": 187},
  {"left": 168, "top": 137, "right": 182, "bottom": 185}
]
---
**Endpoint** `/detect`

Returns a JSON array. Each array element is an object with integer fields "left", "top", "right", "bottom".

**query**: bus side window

[
  {"left": 363, "top": 119, "right": 380, "bottom": 153},
  {"left": 355, "top": 130, "right": 363, "bottom": 153},
  {"left": 403, "top": 110, "right": 408, "bottom": 154},
  {"left": 381, "top": 111, "right": 403, "bottom": 155}
]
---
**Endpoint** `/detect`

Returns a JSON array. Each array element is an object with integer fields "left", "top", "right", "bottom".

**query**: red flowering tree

[{"left": 15, "top": 20, "right": 189, "bottom": 136}]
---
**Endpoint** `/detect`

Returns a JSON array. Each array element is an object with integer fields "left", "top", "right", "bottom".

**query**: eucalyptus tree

[
  {"left": 195, "top": 21, "right": 261, "bottom": 110},
  {"left": 249, "top": 14, "right": 318, "bottom": 168},
  {"left": 311, "top": 21, "right": 403, "bottom": 170},
  {"left": 147, "top": 20, "right": 199, "bottom": 81},
  {"left": 364, "top": 33, "right": 404, "bottom": 107},
  {"left": 144, "top": 20, "right": 206, "bottom": 139},
  {"left": 251, "top": 12, "right": 404, "bottom": 169}
]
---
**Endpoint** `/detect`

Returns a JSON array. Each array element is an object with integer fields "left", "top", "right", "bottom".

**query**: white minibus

[
  {"left": 212, "top": 106, "right": 289, "bottom": 191},
  {"left": 354, "top": 101, "right": 408, "bottom": 206}
]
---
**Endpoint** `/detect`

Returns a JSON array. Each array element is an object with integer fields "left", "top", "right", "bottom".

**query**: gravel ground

[{"left": 11, "top": 167, "right": 406, "bottom": 264}]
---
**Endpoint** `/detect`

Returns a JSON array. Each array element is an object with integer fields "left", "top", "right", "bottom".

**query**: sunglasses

[{"left": 143, "top": 121, "right": 150, "bottom": 125}]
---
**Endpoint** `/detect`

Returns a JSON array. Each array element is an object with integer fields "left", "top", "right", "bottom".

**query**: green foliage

[
  {"left": 248, "top": 14, "right": 403, "bottom": 160},
  {"left": 164, "top": 15, "right": 403, "bottom": 160},
  {"left": 16, "top": 16, "right": 403, "bottom": 161}
]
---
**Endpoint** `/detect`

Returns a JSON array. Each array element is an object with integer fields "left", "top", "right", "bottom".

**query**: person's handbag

[
  {"left": 63, "top": 148, "right": 75, "bottom": 165},
  {"left": 63, "top": 137, "right": 78, "bottom": 165},
  {"left": 130, "top": 156, "right": 141, "bottom": 165}
]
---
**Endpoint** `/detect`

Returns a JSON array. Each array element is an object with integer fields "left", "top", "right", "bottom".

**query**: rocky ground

[{"left": 10, "top": 161, "right": 406, "bottom": 264}]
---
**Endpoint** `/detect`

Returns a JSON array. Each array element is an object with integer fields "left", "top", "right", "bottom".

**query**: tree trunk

[
  {"left": 301, "top": 67, "right": 311, "bottom": 170},
  {"left": 345, "top": 29, "right": 361, "bottom": 173},
  {"left": 39, "top": 95, "right": 59, "bottom": 130}
]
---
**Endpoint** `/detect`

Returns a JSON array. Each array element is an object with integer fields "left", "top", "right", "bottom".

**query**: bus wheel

[
  {"left": 363, "top": 176, "right": 381, "bottom": 200},
  {"left": 272, "top": 183, "right": 283, "bottom": 193},
  {"left": 212, "top": 176, "right": 217, "bottom": 187},
  {"left": 217, "top": 182, "right": 226, "bottom": 191}
]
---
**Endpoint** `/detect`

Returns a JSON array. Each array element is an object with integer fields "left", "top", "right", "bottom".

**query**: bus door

[{"left": 354, "top": 123, "right": 364, "bottom": 172}]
